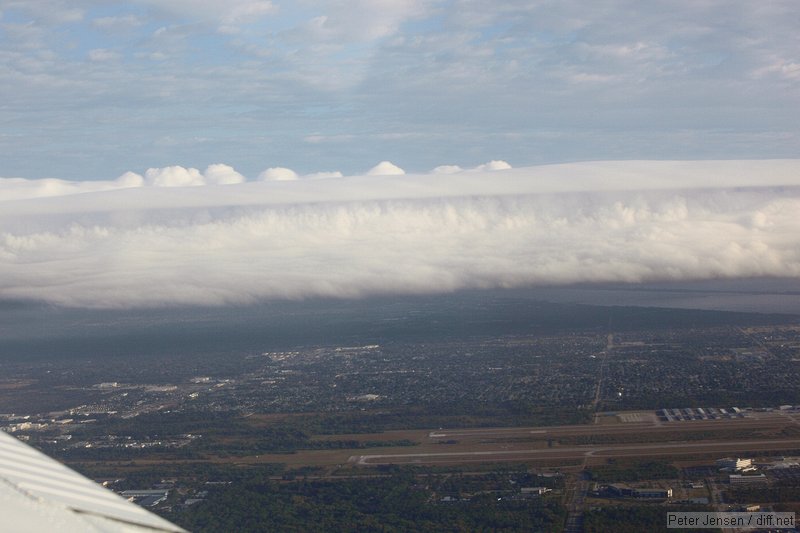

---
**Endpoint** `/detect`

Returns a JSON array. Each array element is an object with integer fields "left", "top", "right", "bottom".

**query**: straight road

[{"left": 564, "top": 471, "right": 590, "bottom": 533}]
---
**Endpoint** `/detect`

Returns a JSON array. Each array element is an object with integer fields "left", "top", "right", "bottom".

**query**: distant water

[{"left": 525, "top": 278, "right": 800, "bottom": 315}]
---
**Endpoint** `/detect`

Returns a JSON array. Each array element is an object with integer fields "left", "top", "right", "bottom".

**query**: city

[{"left": 2, "top": 297, "right": 800, "bottom": 531}]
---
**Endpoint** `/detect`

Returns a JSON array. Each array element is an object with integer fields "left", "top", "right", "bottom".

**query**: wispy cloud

[
  {"left": 0, "top": 1, "right": 797, "bottom": 179},
  {"left": 1, "top": 160, "right": 799, "bottom": 308}
]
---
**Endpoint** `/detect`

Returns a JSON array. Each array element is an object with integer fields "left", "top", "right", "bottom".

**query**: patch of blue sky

[
  {"left": 402, "top": 8, "right": 448, "bottom": 35},
  {"left": 53, "top": 28, "right": 117, "bottom": 62},
  {"left": 692, "top": 51, "right": 731, "bottom": 69},
  {"left": 330, "top": 41, "right": 375, "bottom": 63},
  {"left": 84, "top": 3, "right": 145, "bottom": 22},
  {"left": 472, "top": 19, "right": 516, "bottom": 41},
  {"left": 525, "top": 27, "right": 580, "bottom": 47},
  {"left": 0, "top": 8, "right": 33, "bottom": 24},
  {"left": 34, "top": 7, "right": 145, "bottom": 63},
  {"left": 176, "top": 32, "right": 244, "bottom": 66}
]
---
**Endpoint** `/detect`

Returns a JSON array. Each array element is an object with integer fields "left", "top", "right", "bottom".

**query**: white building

[{"left": 717, "top": 457, "right": 752, "bottom": 471}]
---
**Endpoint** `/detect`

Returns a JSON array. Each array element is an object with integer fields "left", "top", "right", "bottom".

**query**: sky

[
  {"left": 1, "top": 2, "right": 799, "bottom": 309},
  {"left": 0, "top": 0, "right": 798, "bottom": 180}
]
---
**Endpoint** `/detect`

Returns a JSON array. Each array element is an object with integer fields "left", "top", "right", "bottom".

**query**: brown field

[{"left": 0, "top": 379, "right": 35, "bottom": 390}]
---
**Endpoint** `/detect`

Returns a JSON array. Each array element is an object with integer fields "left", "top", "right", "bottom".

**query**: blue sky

[{"left": 1, "top": 0, "right": 799, "bottom": 180}]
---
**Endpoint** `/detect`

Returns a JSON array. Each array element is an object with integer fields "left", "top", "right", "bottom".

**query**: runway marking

[
  {"left": 352, "top": 438, "right": 800, "bottom": 465},
  {"left": 429, "top": 428, "right": 548, "bottom": 438}
]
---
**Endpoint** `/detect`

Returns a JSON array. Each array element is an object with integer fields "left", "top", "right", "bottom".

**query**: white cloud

[
  {"left": 204, "top": 164, "right": 246, "bottom": 185},
  {"left": 431, "top": 161, "right": 512, "bottom": 174},
  {"left": 142, "top": 164, "right": 246, "bottom": 186},
  {"left": 304, "top": 171, "right": 343, "bottom": 179},
  {"left": 471, "top": 160, "right": 512, "bottom": 172},
  {"left": 0, "top": 1, "right": 84, "bottom": 24},
  {"left": 257, "top": 167, "right": 343, "bottom": 180},
  {"left": 367, "top": 161, "right": 405, "bottom": 176},
  {"left": 258, "top": 167, "right": 299, "bottom": 181},
  {"left": 1, "top": 160, "right": 799, "bottom": 308},
  {"left": 88, "top": 48, "right": 121, "bottom": 62},
  {"left": 298, "top": 0, "right": 432, "bottom": 43},
  {"left": 130, "top": 0, "right": 277, "bottom": 26},
  {"left": 751, "top": 57, "right": 800, "bottom": 81},
  {"left": 91, "top": 14, "right": 144, "bottom": 31},
  {"left": 144, "top": 165, "right": 205, "bottom": 187},
  {"left": 115, "top": 171, "right": 145, "bottom": 188},
  {"left": 224, "top": 1, "right": 277, "bottom": 23},
  {"left": 432, "top": 165, "right": 463, "bottom": 174},
  {"left": 0, "top": 172, "right": 143, "bottom": 202}
]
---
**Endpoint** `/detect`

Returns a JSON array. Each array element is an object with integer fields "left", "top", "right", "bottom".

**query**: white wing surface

[{"left": 0, "top": 429, "right": 187, "bottom": 532}]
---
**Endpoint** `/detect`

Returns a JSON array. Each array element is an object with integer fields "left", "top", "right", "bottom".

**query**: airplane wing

[{"left": 0, "top": 429, "right": 187, "bottom": 532}]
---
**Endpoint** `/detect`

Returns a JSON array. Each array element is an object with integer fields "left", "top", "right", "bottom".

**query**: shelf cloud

[{"left": 1, "top": 160, "right": 799, "bottom": 308}]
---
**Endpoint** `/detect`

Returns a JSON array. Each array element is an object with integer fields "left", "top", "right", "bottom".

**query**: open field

[{"left": 0, "top": 379, "right": 35, "bottom": 391}]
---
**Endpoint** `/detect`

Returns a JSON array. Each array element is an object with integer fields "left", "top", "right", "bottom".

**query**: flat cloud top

[
  {"left": 2, "top": 159, "right": 799, "bottom": 214},
  {"left": 1, "top": 160, "right": 799, "bottom": 308}
]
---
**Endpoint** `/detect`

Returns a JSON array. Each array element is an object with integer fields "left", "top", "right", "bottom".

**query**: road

[
  {"left": 709, "top": 479, "right": 736, "bottom": 533},
  {"left": 564, "top": 470, "right": 590, "bottom": 533}
]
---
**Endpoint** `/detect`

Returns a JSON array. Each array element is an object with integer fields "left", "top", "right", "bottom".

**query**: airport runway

[
  {"left": 427, "top": 410, "right": 800, "bottom": 438},
  {"left": 351, "top": 411, "right": 800, "bottom": 466},
  {"left": 352, "top": 437, "right": 800, "bottom": 465}
]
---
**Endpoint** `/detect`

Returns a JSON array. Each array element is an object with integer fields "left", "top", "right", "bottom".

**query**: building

[
  {"left": 729, "top": 474, "right": 767, "bottom": 484},
  {"left": 716, "top": 457, "right": 753, "bottom": 471},
  {"left": 121, "top": 489, "right": 169, "bottom": 507},
  {"left": 605, "top": 484, "right": 672, "bottom": 499},
  {"left": 606, "top": 484, "right": 634, "bottom": 497},
  {"left": 634, "top": 488, "right": 672, "bottom": 499},
  {"left": 521, "top": 487, "right": 551, "bottom": 496}
]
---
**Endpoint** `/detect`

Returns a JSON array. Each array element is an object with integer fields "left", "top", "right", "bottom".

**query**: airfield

[{"left": 220, "top": 408, "right": 800, "bottom": 470}]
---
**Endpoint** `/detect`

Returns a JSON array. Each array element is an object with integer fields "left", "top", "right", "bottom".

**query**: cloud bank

[{"left": 1, "top": 160, "right": 799, "bottom": 308}]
